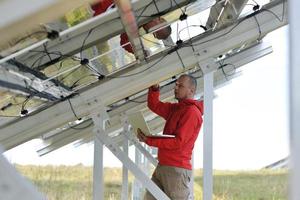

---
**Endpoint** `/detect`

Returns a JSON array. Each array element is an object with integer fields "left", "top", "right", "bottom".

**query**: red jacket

[
  {"left": 91, "top": 0, "right": 114, "bottom": 16},
  {"left": 146, "top": 87, "right": 203, "bottom": 170}
]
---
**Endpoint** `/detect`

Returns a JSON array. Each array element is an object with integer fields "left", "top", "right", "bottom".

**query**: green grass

[
  {"left": 15, "top": 165, "right": 288, "bottom": 200},
  {"left": 194, "top": 169, "right": 288, "bottom": 200}
]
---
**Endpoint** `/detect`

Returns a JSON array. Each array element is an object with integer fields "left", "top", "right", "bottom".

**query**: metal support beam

[
  {"left": 206, "top": 0, "right": 248, "bottom": 30},
  {"left": 288, "top": 0, "right": 300, "bottom": 199},
  {"left": 0, "top": 147, "right": 45, "bottom": 200},
  {"left": 0, "top": 79, "right": 56, "bottom": 101},
  {"left": 92, "top": 136, "right": 104, "bottom": 200},
  {"left": 93, "top": 112, "right": 170, "bottom": 200},
  {"left": 203, "top": 71, "right": 214, "bottom": 200},
  {"left": 115, "top": 0, "right": 145, "bottom": 61},
  {"left": 132, "top": 143, "right": 144, "bottom": 200},
  {"left": 4, "top": 39, "right": 271, "bottom": 156},
  {"left": 121, "top": 138, "right": 129, "bottom": 200},
  {"left": 0, "top": 0, "right": 96, "bottom": 47},
  {"left": 0, "top": 60, "right": 71, "bottom": 100},
  {"left": 2, "top": 0, "right": 193, "bottom": 67},
  {"left": 6, "top": 40, "right": 272, "bottom": 151},
  {"left": 91, "top": 105, "right": 109, "bottom": 200},
  {"left": 121, "top": 119, "right": 129, "bottom": 200},
  {"left": 0, "top": 0, "right": 285, "bottom": 149}
]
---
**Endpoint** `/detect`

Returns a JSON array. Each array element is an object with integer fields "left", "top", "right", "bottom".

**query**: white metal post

[
  {"left": 121, "top": 139, "right": 129, "bottom": 200},
  {"left": 289, "top": 0, "right": 300, "bottom": 200},
  {"left": 121, "top": 121, "right": 129, "bottom": 200},
  {"left": 91, "top": 105, "right": 109, "bottom": 200},
  {"left": 133, "top": 144, "right": 142, "bottom": 200},
  {"left": 93, "top": 137, "right": 104, "bottom": 200},
  {"left": 203, "top": 71, "right": 214, "bottom": 200}
]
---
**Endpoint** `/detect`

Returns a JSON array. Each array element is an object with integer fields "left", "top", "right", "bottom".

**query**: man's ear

[{"left": 190, "top": 87, "right": 195, "bottom": 95}]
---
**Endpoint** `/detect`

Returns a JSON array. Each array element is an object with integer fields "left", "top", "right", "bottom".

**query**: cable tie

[
  {"left": 179, "top": 13, "right": 188, "bottom": 21},
  {"left": 80, "top": 58, "right": 89, "bottom": 65},
  {"left": 253, "top": 5, "right": 260, "bottom": 11},
  {"left": 47, "top": 30, "right": 59, "bottom": 40},
  {"left": 21, "top": 109, "right": 28, "bottom": 115}
]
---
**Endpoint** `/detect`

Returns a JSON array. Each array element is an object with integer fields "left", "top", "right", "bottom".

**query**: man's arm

[
  {"left": 147, "top": 84, "right": 173, "bottom": 120},
  {"left": 139, "top": 107, "right": 201, "bottom": 150}
]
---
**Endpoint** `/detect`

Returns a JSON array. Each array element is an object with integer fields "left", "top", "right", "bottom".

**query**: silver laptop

[{"left": 127, "top": 111, "right": 175, "bottom": 138}]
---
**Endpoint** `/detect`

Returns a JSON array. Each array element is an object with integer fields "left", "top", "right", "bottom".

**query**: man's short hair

[{"left": 181, "top": 74, "right": 197, "bottom": 91}]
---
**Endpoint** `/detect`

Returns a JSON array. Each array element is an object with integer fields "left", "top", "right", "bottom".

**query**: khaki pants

[{"left": 144, "top": 165, "right": 192, "bottom": 200}]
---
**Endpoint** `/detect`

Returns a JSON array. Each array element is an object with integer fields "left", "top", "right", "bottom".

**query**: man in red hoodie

[{"left": 137, "top": 74, "right": 203, "bottom": 200}]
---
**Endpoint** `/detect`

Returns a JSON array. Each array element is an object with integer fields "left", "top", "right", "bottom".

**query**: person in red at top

[
  {"left": 91, "top": 0, "right": 172, "bottom": 54},
  {"left": 137, "top": 74, "right": 204, "bottom": 200}
]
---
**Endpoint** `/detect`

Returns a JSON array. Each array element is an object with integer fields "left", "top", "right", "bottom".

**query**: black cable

[
  {"left": 29, "top": 50, "right": 80, "bottom": 70},
  {"left": 171, "top": 0, "right": 185, "bottom": 14},
  {"left": 253, "top": 15, "right": 262, "bottom": 40},
  {"left": 108, "top": 53, "right": 168, "bottom": 79},
  {"left": 67, "top": 98, "right": 81, "bottom": 120},
  {"left": 183, "top": 0, "right": 194, "bottom": 13},
  {"left": 43, "top": 43, "right": 53, "bottom": 63},
  {"left": 175, "top": 50, "right": 185, "bottom": 69},
  {"left": 80, "top": 28, "right": 95, "bottom": 60},
  {"left": 260, "top": 4, "right": 285, "bottom": 23},
  {"left": 136, "top": 1, "right": 154, "bottom": 21},
  {"left": 128, "top": 99, "right": 147, "bottom": 104},
  {"left": 68, "top": 121, "right": 94, "bottom": 130},
  {"left": 178, "top": 25, "right": 207, "bottom": 40},
  {"left": 191, "top": 14, "right": 251, "bottom": 47},
  {"left": 219, "top": 62, "right": 236, "bottom": 78},
  {"left": 29, "top": 49, "right": 81, "bottom": 60},
  {"left": 152, "top": 0, "right": 160, "bottom": 13},
  {"left": 11, "top": 30, "right": 47, "bottom": 46},
  {"left": 183, "top": 18, "right": 196, "bottom": 53},
  {"left": 136, "top": 0, "right": 173, "bottom": 20},
  {"left": 19, "top": 95, "right": 31, "bottom": 115},
  {"left": 251, "top": 0, "right": 259, "bottom": 6},
  {"left": 0, "top": 88, "right": 59, "bottom": 119},
  {"left": 28, "top": 48, "right": 100, "bottom": 90},
  {"left": 30, "top": 54, "right": 47, "bottom": 69},
  {"left": 70, "top": 74, "right": 99, "bottom": 89},
  {"left": 186, "top": 0, "right": 282, "bottom": 48},
  {"left": 193, "top": 69, "right": 204, "bottom": 79}
]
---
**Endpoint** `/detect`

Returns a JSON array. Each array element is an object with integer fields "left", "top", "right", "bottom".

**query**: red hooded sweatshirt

[{"left": 146, "top": 87, "right": 203, "bottom": 170}]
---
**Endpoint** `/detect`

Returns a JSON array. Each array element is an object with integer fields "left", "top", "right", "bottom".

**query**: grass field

[{"left": 15, "top": 165, "right": 288, "bottom": 200}]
